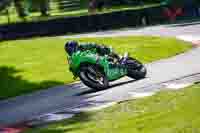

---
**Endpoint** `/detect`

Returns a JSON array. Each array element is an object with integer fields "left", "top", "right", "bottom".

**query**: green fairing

[{"left": 68, "top": 50, "right": 127, "bottom": 81}]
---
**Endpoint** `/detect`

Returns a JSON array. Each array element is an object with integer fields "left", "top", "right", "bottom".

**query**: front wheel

[
  {"left": 126, "top": 57, "right": 147, "bottom": 80},
  {"left": 79, "top": 65, "right": 109, "bottom": 90}
]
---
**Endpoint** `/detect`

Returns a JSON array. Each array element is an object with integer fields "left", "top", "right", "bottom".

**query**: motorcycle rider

[
  {"left": 64, "top": 41, "right": 146, "bottom": 89},
  {"left": 64, "top": 40, "right": 126, "bottom": 67},
  {"left": 65, "top": 40, "right": 112, "bottom": 56}
]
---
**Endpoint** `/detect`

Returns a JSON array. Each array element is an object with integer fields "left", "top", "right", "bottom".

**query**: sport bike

[{"left": 66, "top": 46, "right": 147, "bottom": 90}]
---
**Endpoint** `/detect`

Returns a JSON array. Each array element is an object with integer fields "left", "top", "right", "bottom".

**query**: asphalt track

[
  {"left": 66, "top": 21, "right": 200, "bottom": 39},
  {"left": 1, "top": 21, "right": 200, "bottom": 127}
]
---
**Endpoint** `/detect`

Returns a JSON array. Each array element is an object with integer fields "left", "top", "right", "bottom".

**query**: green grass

[
  {"left": 0, "top": 36, "right": 191, "bottom": 99},
  {"left": 25, "top": 83, "right": 200, "bottom": 133}
]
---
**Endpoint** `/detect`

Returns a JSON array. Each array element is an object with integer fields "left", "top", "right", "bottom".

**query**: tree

[
  {"left": 14, "top": 0, "right": 29, "bottom": 18},
  {"left": 0, "top": 0, "right": 12, "bottom": 11},
  {"left": 39, "top": 0, "right": 50, "bottom": 16}
]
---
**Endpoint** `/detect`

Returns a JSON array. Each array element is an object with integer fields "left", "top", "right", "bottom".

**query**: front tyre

[
  {"left": 79, "top": 65, "right": 109, "bottom": 90},
  {"left": 126, "top": 57, "right": 147, "bottom": 80}
]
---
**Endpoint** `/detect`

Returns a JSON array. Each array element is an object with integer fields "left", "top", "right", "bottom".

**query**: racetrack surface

[
  {"left": 1, "top": 21, "right": 200, "bottom": 127},
  {"left": 66, "top": 21, "right": 200, "bottom": 39}
]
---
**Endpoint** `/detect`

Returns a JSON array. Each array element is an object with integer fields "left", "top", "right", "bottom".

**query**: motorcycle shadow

[{"left": 77, "top": 79, "right": 136, "bottom": 96}]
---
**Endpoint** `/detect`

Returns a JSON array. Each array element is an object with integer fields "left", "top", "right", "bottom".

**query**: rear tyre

[
  {"left": 126, "top": 57, "right": 147, "bottom": 80},
  {"left": 79, "top": 65, "right": 109, "bottom": 90}
]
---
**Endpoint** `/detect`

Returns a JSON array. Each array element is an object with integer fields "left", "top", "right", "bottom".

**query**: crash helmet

[{"left": 64, "top": 41, "right": 78, "bottom": 56}]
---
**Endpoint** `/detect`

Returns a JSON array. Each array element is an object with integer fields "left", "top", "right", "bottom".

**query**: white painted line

[
  {"left": 176, "top": 35, "right": 200, "bottom": 42},
  {"left": 28, "top": 113, "right": 75, "bottom": 126},
  {"left": 163, "top": 83, "right": 193, "bottom": 90},
  {"left": 128, "top": 92, "right": 155, "bottom": 98},
  {"left": 41, "top": 113, "right": 74, "bottom": 122}
]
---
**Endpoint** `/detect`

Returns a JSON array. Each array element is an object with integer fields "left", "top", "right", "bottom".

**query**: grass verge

[
  {"left": 25, "top": 83, "right": 200, "bottom": 133},
  {"left": 0, "top": 36, "right": 191, "bottom": 99}
]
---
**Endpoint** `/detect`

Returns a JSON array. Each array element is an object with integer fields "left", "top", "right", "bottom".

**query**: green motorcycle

[{"left": 65, "top": 42, "right": 147, "bottom": 90}]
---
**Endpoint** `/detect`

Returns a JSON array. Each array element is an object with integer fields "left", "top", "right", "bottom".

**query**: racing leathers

[{"left": 78, "top": 43, "right": 125, "bottom": 68}]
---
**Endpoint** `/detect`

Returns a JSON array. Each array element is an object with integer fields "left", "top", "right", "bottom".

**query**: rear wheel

[
  {"left": 79, "top": 65, "right": 109, "bottom": 90},
  {"left": 126, "top": 57, "right": 147, "bottom": 80}
]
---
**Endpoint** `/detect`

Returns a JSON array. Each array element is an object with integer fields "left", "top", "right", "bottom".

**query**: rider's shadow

[{"left": 76, "top": 79, "right": 136, "bottom": 96}]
